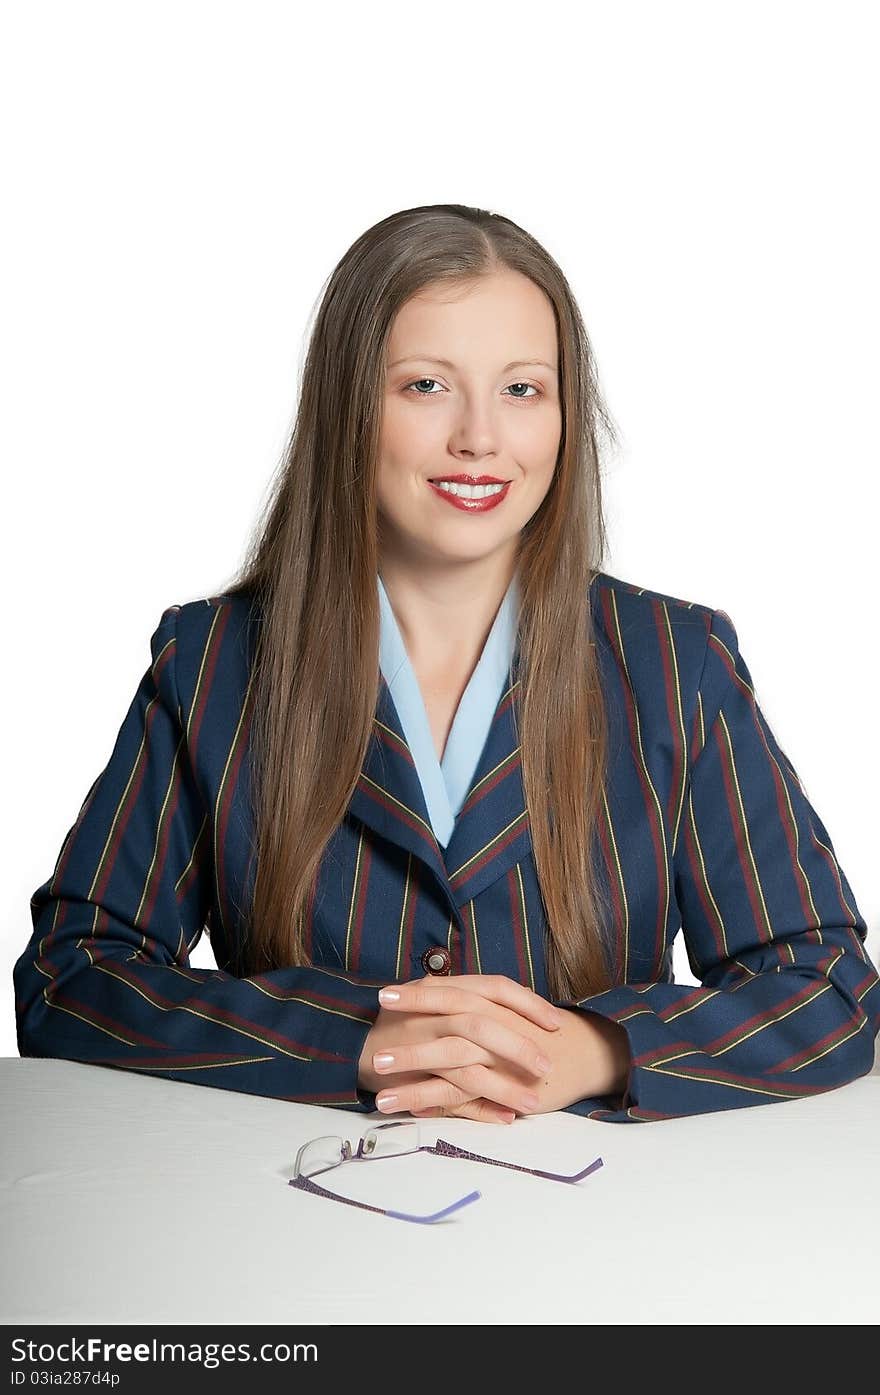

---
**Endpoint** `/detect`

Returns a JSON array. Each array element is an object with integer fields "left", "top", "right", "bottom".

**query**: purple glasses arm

[
  {"left": 428, "top": 1137, "right": 604, "bottom": 1183},
  {"left": 288, "top": 1172, "right": 481, "bottom": 1223}
]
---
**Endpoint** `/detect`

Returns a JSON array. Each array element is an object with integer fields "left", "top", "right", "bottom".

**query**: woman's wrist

[{"left": 556, "top": 1007, "right": 630, "bottom": 1101}]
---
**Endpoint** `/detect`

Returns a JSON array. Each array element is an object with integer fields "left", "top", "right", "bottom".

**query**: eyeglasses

[{"left": 288, "top": 1120, "right": 604, "bottom": 1224}]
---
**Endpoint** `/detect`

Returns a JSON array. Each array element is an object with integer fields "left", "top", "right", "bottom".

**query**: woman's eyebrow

[{"left": 388, "top": 355, "right": 557, "bottom": 373}]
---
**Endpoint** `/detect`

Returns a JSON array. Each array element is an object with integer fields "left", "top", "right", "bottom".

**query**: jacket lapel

[
  {"left": 348, "top": 672, "right": 450, "bottom": 894},
  {"left": 347, "top": 650, "right": 532, "bottom": 921},
  {"left": 441, "top": 660, "right": 532, "bottom": 904}
]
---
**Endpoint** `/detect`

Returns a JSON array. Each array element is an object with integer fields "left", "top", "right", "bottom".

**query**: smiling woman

[
  {"left": 14, "top": 203, "right": 880, "bottom": 1132},
  {"left": 379, "top": 273, "right": 561, "bottom": 547}
]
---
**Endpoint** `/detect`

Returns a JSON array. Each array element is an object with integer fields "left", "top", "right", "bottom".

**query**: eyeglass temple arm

[
  {"left": 429, "top": 1137, "right": 604, "bottom": 1184},
  {"left": 288, "top": 1173, "right": 481, "bottom": 1224}
]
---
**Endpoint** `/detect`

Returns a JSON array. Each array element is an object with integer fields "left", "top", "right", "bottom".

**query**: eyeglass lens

[{"left": 297, "top": 1123, "right": 422, "bottom": 1178}]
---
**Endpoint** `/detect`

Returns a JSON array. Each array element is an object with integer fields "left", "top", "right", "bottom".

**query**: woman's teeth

[{"left": 430, "top": 481, "right": 506, "bottom": 498}]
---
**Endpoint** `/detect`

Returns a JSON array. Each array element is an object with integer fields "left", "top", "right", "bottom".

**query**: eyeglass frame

[{"left": 288, "top": 1120, "right": 604, "bottom": 1224}]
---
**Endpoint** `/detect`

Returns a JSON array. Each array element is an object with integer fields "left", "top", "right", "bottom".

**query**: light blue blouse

[{"left": 377, "top": 570, "right": 521, "bottom": 849}]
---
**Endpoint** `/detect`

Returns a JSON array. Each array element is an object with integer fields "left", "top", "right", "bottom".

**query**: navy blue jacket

[{"left": 14, "top": 571, "right": 880, "bottom": 1121}]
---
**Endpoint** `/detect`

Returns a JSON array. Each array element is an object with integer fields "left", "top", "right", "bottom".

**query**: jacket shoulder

[
  {"left": 590, "top": 571, "right": 735, "bottom": 724},
  {"left": 591, "top": 569, "right": 718, "bottom": 626},
  {"left": 169, "top": 589, "right": 257, "bottom": 631},
  {"left": 590, "top": 568, "right": 729, "bottom": 655},
  {"left": 154, "top": 590, "right": 258, "bottom": 718}
]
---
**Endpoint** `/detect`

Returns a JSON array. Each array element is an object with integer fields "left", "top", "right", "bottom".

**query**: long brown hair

[{"left": 222, "top": 203, "right": 619, "bottom": 1001}]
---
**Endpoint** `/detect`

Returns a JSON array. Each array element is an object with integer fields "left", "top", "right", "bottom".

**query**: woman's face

[{"left": 378, "top": 269, "right": 562, "bottom": 571}]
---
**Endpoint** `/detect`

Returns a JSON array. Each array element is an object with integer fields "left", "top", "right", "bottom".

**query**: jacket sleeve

[
  {"left": 13, "top": 605, "right": 383, "bottom": 1111},
  {"left": 555, "top": 605, "right": 880, "bottom": 1123}
]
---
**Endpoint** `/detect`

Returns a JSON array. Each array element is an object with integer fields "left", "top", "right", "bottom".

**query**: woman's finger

[
  {"left": 372, "top": 1069, "right": 488, "bottom": 1118},
  {"left": 412, "top": 1101, "right": 517, "bottom": 1124},
  {"left": 380, "top": 974, "right": 563, "bottom": 1034},
  {"left": 374, "top": 1017, "right": 551, "bottom": 1082},
  {"left": 376, "top": 1065, "right": 540, "bottom": 1118},
  {"left": 432, "top": 1062, "right": 542, "bottom": 1114}
]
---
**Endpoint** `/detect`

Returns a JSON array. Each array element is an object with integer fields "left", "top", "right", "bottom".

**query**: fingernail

[
  {"left": 536, "top": 1055, "right": 552, "bottom": 1073},
  {"left": 373, "top": 1053, "right": 395, "bottom": 1069},
  {"left": 378, "top": 988, "right": 400, "bottom": 1003},
  {"left": 376, "top": 1093, "right": 398, "bottom": 1110},
  {"left": 522, "top": 1092, "right": 541, "bottom": 1110}
]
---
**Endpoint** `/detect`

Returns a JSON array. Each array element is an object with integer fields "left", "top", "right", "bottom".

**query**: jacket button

[{"left": 421, "top": 946, "right": 451, "bottom": 975}]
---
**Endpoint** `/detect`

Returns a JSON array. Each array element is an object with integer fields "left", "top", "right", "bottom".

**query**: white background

[{"left": 2, "top": 0, "right": 877, "bottom": 1059}]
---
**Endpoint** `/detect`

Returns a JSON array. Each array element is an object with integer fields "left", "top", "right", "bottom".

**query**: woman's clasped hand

[{"left": 356, "top": 972, "right": 630, "bottom": 1124}]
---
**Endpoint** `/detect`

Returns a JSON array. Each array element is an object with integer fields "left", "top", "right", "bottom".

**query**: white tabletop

[{"left": 2, "top": 1049, "right": 879, "bottom": 1325}]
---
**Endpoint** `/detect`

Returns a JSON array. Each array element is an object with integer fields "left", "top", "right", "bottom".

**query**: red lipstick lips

[
  {"left": 428, "top": 474, "right": 507, "bottom": 485},
  {"left": 427, "top": 475, "right": 512, "bottom": 513}
]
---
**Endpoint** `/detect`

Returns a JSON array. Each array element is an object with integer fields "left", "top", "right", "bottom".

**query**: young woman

[{"left": 14, "top": 203, "right": 879, "bottom": 1126}]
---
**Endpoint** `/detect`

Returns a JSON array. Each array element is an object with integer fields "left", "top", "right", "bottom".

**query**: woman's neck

[{"left": 378, "top": 551, "right": 519, "bottom": 679}]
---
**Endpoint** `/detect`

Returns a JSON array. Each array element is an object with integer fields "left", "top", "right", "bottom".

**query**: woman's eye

[{"left": 403, "top": 378, "right": 540, "bottom": 400}]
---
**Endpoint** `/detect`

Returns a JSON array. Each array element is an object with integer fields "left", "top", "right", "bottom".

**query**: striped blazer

[{"left": 13, "top": 571, "right": 880, "bottom": 1123}]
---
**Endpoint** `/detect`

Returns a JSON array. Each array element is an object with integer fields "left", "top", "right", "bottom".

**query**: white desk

[{"left": 2, "top": 1049, "right": 879, "bottom": 1325}]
